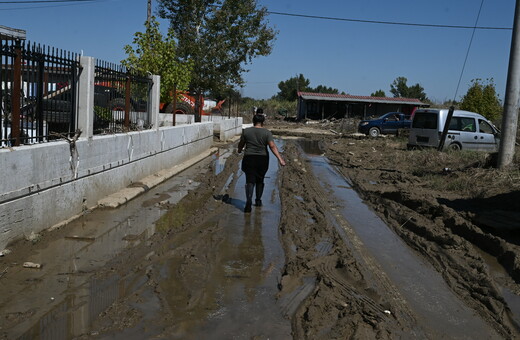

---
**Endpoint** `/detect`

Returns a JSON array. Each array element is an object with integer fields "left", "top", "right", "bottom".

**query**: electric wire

[
  {"left": 452, "top": 0, "right": 485, "bottom": 101},
  {"left": 0, "top": 0, "right": 103, "bottom": 10},
  {"left": 0, "top": 0, "right": 94, "bottom": 3},
  {"left": 265, "top": 9, "right": 511, "bottom": 31}
]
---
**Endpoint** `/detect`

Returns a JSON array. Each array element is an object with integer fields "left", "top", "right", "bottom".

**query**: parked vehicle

[
  {"left": 15, "top": 83, "right": 148, "bottom": 132},
  {"left": 93, "top": 83, "right": 148, "bottom": 113},
  {"left": 358, "top": 112, "right": 412, "bottom": 137},
  {"left": 160, "top": 92, "right": 225, "bottom": 115},
  {"left": 407, "top": 108, "right": 500, "bottom": 152}
]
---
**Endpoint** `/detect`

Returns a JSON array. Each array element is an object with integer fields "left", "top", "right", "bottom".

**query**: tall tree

[
  {"left": 312, "top": 85, "right": 340, "bottom": 94},
  {"left": 158, "top": 0, "right": 277, "bottom": 96},
  {"left": 460, "top": 78, "right": 502, "bottom": 121},
  {"left": 276, "top": 74, "right": 311, "bottom": 101},
  {"left": 121, "top": 17, "right": 192, "bottom": 103},
  {"left": 390, "top": 76, "right": 428, "bottom": 101},
  {"left": 371, "top": 89, "right": 386, "bottom": 97}
]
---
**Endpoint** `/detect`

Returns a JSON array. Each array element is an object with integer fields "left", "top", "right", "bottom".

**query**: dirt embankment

[
  {"left": 314, "top": 131, "right": 520, "bottom": 338},
  {"left": 276, "top": 141, "right": 422, "bottom": 339}
]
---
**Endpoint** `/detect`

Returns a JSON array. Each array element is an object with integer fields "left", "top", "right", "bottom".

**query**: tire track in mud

[
  {"left": 277, "top": 140, "right": 422, "bottom": 339},
  {"left": 324, "top": 137, "right": 520, "bottom": 339}
]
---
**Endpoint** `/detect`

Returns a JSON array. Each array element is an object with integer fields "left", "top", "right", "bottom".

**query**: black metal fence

[
  {"left": 1, "top": 39, "right": 79, "bottom": 146},
  {"left": 93, "top": 60, "right": 152, "bottom": 135},
  {"left": 1, "top": 40, "right": 153, "bottom": 146}
]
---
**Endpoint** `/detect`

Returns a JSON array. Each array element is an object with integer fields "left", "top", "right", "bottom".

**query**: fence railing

[
  {"left": 1, "top": 40, "right": 79, "bottom": 146},
  {"left": 93, "top": 60, "right": 152, "bottom": 135},
  {"left": 1, "top": 40, "right": 153, "bottom": 147}
]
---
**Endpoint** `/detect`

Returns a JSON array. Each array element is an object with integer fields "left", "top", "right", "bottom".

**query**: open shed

[{"left": 297, "top": 91, "right": 429, "bottom": 120}]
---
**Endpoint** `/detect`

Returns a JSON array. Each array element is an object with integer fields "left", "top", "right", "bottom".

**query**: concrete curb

[{"left": 97, "top": 147, "right": 218, "bottom": 209}]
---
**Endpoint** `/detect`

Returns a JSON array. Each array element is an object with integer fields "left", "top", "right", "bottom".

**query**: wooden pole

[
  {"left": 11, "top": 41, "right": 22, "bottom": 146},
  {"left": 125, "top": 75, "right": 131, "bottom": 129}
]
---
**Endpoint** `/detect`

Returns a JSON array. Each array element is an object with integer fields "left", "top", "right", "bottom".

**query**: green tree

[
  {"left": 390, "top": 76, "right": 428, "bottom": 101},
  {"left": 121, "top": 17, "right": 192, "bottom": 104},
  {"left": 276, "top": 74, "right": 311, "bottom": 101},
  {"left": 158, "top": 0, "right": 277, "bottom": 97},
  {"left": 312, "top": 85, "right": 340, "bottom": 94},
  {"left": 460, "top": 78, "right": 502, "bottom": 121},
  {"left": 371, "top": 89, "right": 386, "bottom": 97}
]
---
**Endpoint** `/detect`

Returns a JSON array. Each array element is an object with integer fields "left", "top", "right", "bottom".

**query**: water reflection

[
  {"left": 9, "top": 154, "right": 216, "bottom": 339},
  {"left": 156, "top": 140, "right": 290, "bottom": 339}
]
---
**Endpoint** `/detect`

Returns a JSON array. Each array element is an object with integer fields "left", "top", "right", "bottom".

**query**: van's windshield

[{"left": 412, "top": 112, "right": 437, "bottom": 129}]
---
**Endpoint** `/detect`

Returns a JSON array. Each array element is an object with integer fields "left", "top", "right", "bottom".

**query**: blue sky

[{"left": 1, "top": 0, "right": 515, "bottom": 103}]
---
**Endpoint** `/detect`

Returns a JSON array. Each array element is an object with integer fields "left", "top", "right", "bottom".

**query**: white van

[{"left": 408, "top": 109, "right": 500, "bottom": 152}]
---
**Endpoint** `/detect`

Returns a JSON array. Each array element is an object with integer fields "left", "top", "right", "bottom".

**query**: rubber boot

[
  {"left": 255, "top": 182, "right": 264, "bottom": 206},
  {"left": 244, "top": 183, "right": 254, "bottom": 213}
]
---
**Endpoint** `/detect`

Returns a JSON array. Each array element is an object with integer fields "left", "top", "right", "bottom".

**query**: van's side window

[
  {"left": 449, "top": 117, "right": 476, "bottom": 132},
  {"left": 478, "top": 119, "right": 494, "bottom": 134}
]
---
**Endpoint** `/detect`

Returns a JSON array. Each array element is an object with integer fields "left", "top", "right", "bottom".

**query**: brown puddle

[
  {"left": 1, "top": 144, "right": 293, "bottom": 339},
  {"left": 0, "top": 149, "right": 227, "bottom": 339},
  {"left": 151, "top": 142, "right": 292, "bottom": 339}
]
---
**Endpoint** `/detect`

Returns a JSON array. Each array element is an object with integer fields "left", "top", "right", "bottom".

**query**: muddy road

[{"left": 1, "top": 126, "right": 519, "bottom": 339}]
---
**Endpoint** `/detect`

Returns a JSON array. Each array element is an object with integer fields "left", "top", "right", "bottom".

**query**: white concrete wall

[
  {"left": 217, "top": 117, "right": 243, "bottom": 141},
  {"left": 158, "top": 114, "right": 242, "bottom": 141},
  {"left": 0, "top": 123, "right": 213, "bottom": 250},
  {"left": 159, "top": 113, "right": 195, "bottom": 126}
]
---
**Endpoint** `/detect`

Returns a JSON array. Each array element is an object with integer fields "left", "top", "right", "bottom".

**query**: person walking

[{"left": 237, "top": 111, "right": 285, "bottom": 213}]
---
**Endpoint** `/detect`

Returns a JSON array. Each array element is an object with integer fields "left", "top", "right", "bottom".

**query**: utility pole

[
  {"left": 498, "top": 0, "right": 520, "bottom": 169},
  {"left": 147, "top": 0, "right": 152, "bottom": 24}
]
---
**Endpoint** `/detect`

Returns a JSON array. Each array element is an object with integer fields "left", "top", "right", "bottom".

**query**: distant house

[
  {"left": 0, "top": 25, "right": 26, "bottom": 41},
  {"left": 297, "top": 91, "right": 429, "bottom": 120}
]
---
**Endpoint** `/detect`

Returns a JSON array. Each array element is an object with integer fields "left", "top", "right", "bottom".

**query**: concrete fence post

[
  {"left": 150, "top": 75, "right": 160, "bottom": 130},
  {"left": 78, "top": 56, "right": 95, "bottom": 138}
]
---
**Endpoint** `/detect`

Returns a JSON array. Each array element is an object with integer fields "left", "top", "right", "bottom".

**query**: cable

[
  {"left": 0, "top": 0, "right": 94, "bottom": 3},
  {"left": 207, "top": 4, "right": 509, "bottom": 31},
  {"left": 0, "top": 0, "right": 104, "bottom": 10},
  {"left": 265, "top": 9, "right": 511, "bottom": 31},
  {"left": 452, "top": 0, "right": 485, "bottom": 101}
]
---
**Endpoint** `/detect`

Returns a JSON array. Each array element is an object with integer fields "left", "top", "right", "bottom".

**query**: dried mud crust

[
  {"left": 277, "top": 141, "right": 422, "bottom": 339},
  {"left": 322, "top": 135, "right": 520, "bottom": 338}
]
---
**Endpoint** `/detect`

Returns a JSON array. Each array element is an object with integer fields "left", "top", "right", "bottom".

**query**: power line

[
  {"left": 0, "top": 0, "right": 94, "bottom": 3},
  {"left": 452, "top": 0, "right": 485, "bottom": 101},
  {"left": 266, "top": 10, "right": 512, "bottom": 31}
]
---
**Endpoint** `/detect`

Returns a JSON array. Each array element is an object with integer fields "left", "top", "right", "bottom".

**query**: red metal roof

[{"left": 298, "top": 91, "right": 426, "bottom": 105}]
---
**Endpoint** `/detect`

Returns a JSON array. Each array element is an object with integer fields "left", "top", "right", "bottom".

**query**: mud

[{"left": 1, "top": 120, "right": 519, "bottom": 339}]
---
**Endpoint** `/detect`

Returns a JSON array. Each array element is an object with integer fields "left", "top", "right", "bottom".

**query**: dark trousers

[
  {"left": 242, "top": 155, "right": 269, "bottom": 184},
  {"left": 242, "top": 155, "right": 268, "bottom": 206}
]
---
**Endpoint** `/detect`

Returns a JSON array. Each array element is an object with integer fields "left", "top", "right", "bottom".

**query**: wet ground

[{"left": 1, "top": 130, "right": 519, "bottom": 339}]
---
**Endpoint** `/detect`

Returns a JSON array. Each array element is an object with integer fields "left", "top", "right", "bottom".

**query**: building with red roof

[{"left": 297, "top": 91, "right": 429, "bottom": 120}]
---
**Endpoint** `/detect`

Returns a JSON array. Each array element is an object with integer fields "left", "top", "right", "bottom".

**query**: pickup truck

[{"left": 358, "top": 112, "right": 412, "bottom": 137}]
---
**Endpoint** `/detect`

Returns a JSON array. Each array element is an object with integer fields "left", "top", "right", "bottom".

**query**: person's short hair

[
  {"left": 253, "top": 114, "right": 265, "bottom": 125},
  {"left": 256, "top": 108, "right": 264, "bottom": 114}
]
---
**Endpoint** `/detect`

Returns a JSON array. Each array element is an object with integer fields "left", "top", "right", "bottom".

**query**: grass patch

[{"left": 396, "top": 144, "right": 518, "bottom": 197}]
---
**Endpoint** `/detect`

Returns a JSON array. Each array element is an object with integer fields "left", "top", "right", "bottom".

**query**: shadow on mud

[
  {"left": 213, "top": 193, "right": 246, "bottom": 211},
  {"left": 438, "top": 191, "right": 520, "bottom": 243}
]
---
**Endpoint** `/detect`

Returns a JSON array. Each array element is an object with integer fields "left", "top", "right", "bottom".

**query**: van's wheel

[
  {"left": 369, "top": 127, "right": 380, "bottom": 138},
  {"left": 448, "top": 142, "right": 461, "bottom": 151}
]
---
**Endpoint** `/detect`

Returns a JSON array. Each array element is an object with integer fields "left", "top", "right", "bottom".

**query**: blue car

[{"left": 358, "top": 112, "right": 412, "bottom": 137}]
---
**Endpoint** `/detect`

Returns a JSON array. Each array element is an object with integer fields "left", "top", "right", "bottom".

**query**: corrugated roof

[
  {"left": 0, "top": 25, "right": 26, "bottom": 40},
  {"left": 298, "top": 91, "right": 427, "bottom": 106}
]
